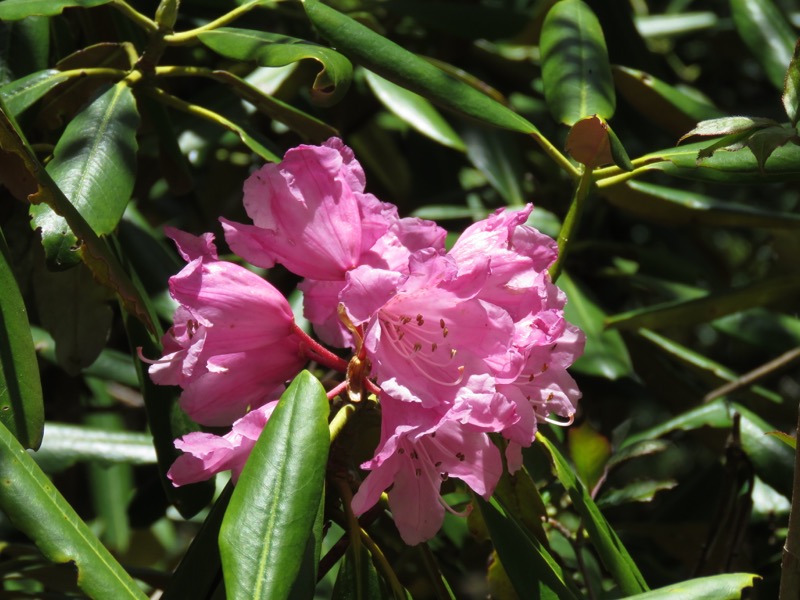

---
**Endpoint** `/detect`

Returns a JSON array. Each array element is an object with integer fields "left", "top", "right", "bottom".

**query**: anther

[
  {"left": 431, "top": 343, "right": 438, "bottom": 352},
  {"left": 413, "top": 343, "right": 422, "bottom": 352}
]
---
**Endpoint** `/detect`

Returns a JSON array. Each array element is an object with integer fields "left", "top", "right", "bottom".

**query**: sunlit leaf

[
  {"left": 731, "top": 0, "right": 795, "bottom": 89},
  {"left": 622, "top": 573, "right": 758, "bottom": 599},
  {"left": 783, "top": 39, "right": 800, "bottom": 125},
  {"left": 0, "top": 69, "right": 70, "bottom": 117},
  {"left": 597, "top": 480, "right": 677, "bottom": 508},
  {"left": 766, "top": 430, "right": 796, "bottom": 450},
  {"left": 0, "top": 0, "right": 111, "bottom": 20},
  {"left": 568, "top": 421, "right": 612, "bottom": 492}
]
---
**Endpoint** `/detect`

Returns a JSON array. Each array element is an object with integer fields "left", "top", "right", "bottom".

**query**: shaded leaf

[
  {"left": 597, "top": 480, "right": 677, "bottom": 508},
  {"left": 462, "top": 124, "right": 525, "bottom": 205},
  {"left": 332, "top": 541, "right": 390, "bottom": 600},
  {"left": 0, "top": 420, "right": 147, "bottom": 599},
  {"left": 0, "top": 69, "right": 70, "bottom": 117},
  {"left": 731, "top": 0, "right": 795, "bottom": 90},
  {"left": 743, "top": 126, "right": 800, "bottom": 171},
  {"left": 365, "top": 69, "right": 465, "bottom": 151},
  {"left": 0, "top": 0, "right": 111, "bottom": 20},
  {"left": 540, "top": 0, "right": 615, "bottom": 125},
  {"left": 783, "top": 39, "right": 800, "bottom": 125},
  {"left": 301, "top": 0, "right": 538, "bottom": 133},
  {"left": 31, "top": 82, "right": 139, "bottom": 268},
  {"left": 219, "top": 371, "right": 329, "bottom": 600},
  {"left": 0, "top": 230, "right": 44, "bottom": 450},
  {"left": 198, "top": 28, "right": 352, "bottom": 106}
]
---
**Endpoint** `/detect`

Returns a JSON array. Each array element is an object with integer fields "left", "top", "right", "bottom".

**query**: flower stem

[
  {"left": 549, "top": 165, "right": 593, "bottom": 282},
  {"left": 329, "top": 402, "right": 354, "bottom": 443},
  {"left": 531, "top": 131, "right": 580, "bottom": 179},
  {"left": 163, "top": 0, "right": 275, "bottom": 45},
  {"left": 359, "top": 527, "right": 406, "bottom": 600},
  {"left": 109, "top": 0, "right": 158, "bottom": 33},
  {"left": 291, "top": 322, "right": 349, "bottom": 372}
]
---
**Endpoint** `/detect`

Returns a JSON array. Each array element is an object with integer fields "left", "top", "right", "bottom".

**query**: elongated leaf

[
  {"left": 568, "top": 421, "right": 611, "bottom": 492},
  {"left": 606, "top": 273, "right": 800, "bottom": 331},
  {"left": 624, "top": 573, "right": 758, "bottom": 599},
  {"left": 731, "top": 0, "right": 795, "bottom": 90},
  {"left": 31, "top": 82, "right": 139, "bottom": 268},
  {"left": 220, "top": 371, "right": 330, "bottom": 600},
  {"left": 476, "top": 496, "right": 577, "bottom": 599},
  {"left": 540, "top": 0, "right": 615, "bottom": 124},
  {"left": 31, "top": 423, "right": 156, "bottom": 472},
  {"left": 462, "top": 124, "right": 525, "bottom": 205},
  {"left": 633, "top": 12, "right": 718, "bottom": 38},
  {"left": 301, "top": 0, "right": 537, "bottom": 134},
  {"left": 602, "top": 180, "right": 800, "bottom": 228},
  {"left": 612, "top": 66, "right": 724, "bottom": 135},
  {"left": 0, "top": 69, "right": 70, "bottom": 117},
  {"left": 783, "top": 40, "right": 800, "bottom": 125},
  {"left": 332, "top": 542, "right": 390, "bottom": 600},
  {"left": 0, "top": 420, "right": 147, "bottom": 599},
  {"left": 365, "top": 69, "right": 465, "bottom": 151},
  {"left": 678, "top": 116, "right": 778, "bottom": 144},
  {"left": 536, "top": 435, "right": 649, "bottom": 595},
  {"left": 560, "top": 272, "right": 633, "bottom": 379},
  {"left": 0, "top": 0, "right": 111, "bottom": 20},
  {"left": 0, "top": 230, "right": 44, "bottom": 450},
  {"left": 596, "top": 480, "right": 676, "bottom": 508},
  {"left": 198, "top": 28, "right": 352, "bottom": 106}
]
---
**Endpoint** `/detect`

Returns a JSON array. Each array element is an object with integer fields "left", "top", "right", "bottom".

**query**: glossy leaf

[
  {"left": 476, "top": 496, "right": 578, "bottom": 599},
  {"left": 219, "top": 371, "right": 329, "bottom": 600},
  {"left": 301, "top": 0, "right": 538, "bottom": 133},
  {"left": 198, "top": 28, "right": 352, "bottom": 106},
  {"left": 0, "top": 99, "right": 155, "bottom": 333},
  {"left": 462, "top": 124, "right": 525, "bottom": 205},
  {"left": 767, "top": 430, "right": 796, "bottom": 450},
  {"left": 731, "top": 0, "right": 795, "bottom": 90},
  {"left": 783, "top": 40, "right": 800, "bottom": 125},
  {"left": 540, "top": 0, "right": 615, "bottom": 124},
  {"left": 559, "top": 272, "right": 633, "bottom": 379},
  {"left": 0, "top": 230, "right": 44, "bottom": 450},
  {"left": 612, "top": 66, "right": 724, "bottom": 135},
  {"left": 364, "top": 69, "right": 465, "bottom": 151},
  {"left": 0, "top": 0, "right": 111, "bottom": 20},
  {"left": 602, "top": 180, "right": 800, "bottom": 228},
  {"left": 31, "top": 82, "right": 139, "bottom": 268},
  {"left": 678, "top": 116, "right": 779, "bottom": 144},
  {"left": 536, "top": 434, "right": 649, "bottom": 595},
  {"left": 331, "top": 542, "right": 389, "bottom": 600},
  {"left": 633, "top": 12, "right": 718, "bottom": 38},
  {"left": 0, "top": 420, "right": 147, "bottom": 599},
  {"left": 606, "top": 274, "right": 800, "bottom": 331},
  {"left": 623, "top": 573, "right": 758, "bottom": 599},
  {"left": 0, "top": 69, "right": 70, "bottom": 117}
]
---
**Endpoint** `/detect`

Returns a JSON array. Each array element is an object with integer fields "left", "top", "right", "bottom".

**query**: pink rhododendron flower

[
  {"left": 351, "top": 396, "right": 504, "bottom": 545},
  {"left": 168, "top": 401, "right": 278, "bottom": 485},
  {"left": 149, "top": 228, "right": 305, "bottom": 426}
]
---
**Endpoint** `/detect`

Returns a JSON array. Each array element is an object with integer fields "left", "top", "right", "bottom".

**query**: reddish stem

[{"left": 292, "top": 322, "right": 349, "bottom": 372}]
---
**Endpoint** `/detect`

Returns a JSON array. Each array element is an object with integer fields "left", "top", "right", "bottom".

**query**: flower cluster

[{"left": 150, "top": 138, "right": 584, "bottom": 545}]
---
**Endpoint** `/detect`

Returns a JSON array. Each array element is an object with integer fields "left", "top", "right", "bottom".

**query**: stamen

[
  {"left": 439, "top": 319, "right": 446, "bottom": 329},
  {"left": 545, "top": 413, "right": 575, "bottom": 427},
  {"left": 442, "top": 327, "right": 449, "bottom": 338},
  {"left": 137, "top": 347, "right": 172, "bottom": 365},
  {"left": 413, "top": 343, "right": 422, "bottom": 352},
  {"left": 431, "top": 343, "right": 438, "bottom": 352}
]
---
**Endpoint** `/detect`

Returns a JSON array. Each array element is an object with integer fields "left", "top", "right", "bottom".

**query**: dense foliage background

[{"left": 1, "top": 0, "right": 799, "bottom": 597}]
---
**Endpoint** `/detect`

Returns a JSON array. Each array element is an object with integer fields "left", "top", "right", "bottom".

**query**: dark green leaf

[
  {"left": 0, "top": 0, "right": 111, "bottom": 20},
  {"left": 622, "top": 574, "right": 758, "bottom": 599},
  {"left": 783, "top": 39, "right": 800, "bottom": 125},
  {"left": 32, "top": 82, "right": 139, "bottom": 268},
  {"left": 384, "top": 1, "right": 530, "bottom": 40},
  {"left": 602, "top": 180, "right": 800, "bottom": 228},
  {"left": 0, "top": 229, "right": 44, "bottom": 450},
  {"left": 332, "top": 542, "right": 390, "bottom": 600},
  {"left": 743, "top": 126, "right": 800, "bottom": 171},
  {"left": 606, "top": 274, "right": 800, "bottom": 331},
  {"left": 0, "top": 420, "right": 148, "bottom": 599},
  {"left": 540, "top": 0, "right": 615, "bottom": 124},
  {"left": 219, "top": 371, "right": 330, "bottom": 600},
  {"left": 612, "top": 66, "right": 724, "bottom": 136},
  {"left": 301, "top": 0, "right": 538, "bottom": 133},
  {"left": 476, "top": 496, "right": 578, "bottom": 599},
  {"left": 536, "top": 435, "right": 649, "bottom": 595},
  {"left": 462, "top": 124, "right": 525, "bottom": 205},
  {"left": 737, "top": 404, "right": 794, "bottom": 498},
  {"left": 365, "top": 69, "right": 465, "bottom": 151},
  {"left": 596, "top": 480, "right": 676, "bottom": 508},
  {"left": 198, "top": 28, "right": 352, "bottom": 106},
  {"left": 560, "top": 272, "right": 634, "bottom": 379},
  {"left": 0, "top": 70, "right": 68, "bottom": 118},
  {"left": 731, "top": 0, "right": 795, "bottom": 90}
]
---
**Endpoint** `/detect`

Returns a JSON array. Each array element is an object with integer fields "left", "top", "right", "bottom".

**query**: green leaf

[
  {"left": 568, "top": 421, "right": 612, "bottom": 492},
  {"left": 332, "top": 542, "right": 390, "bottom": 600},
  {"left": 767, "top": 430, "right": 796, "bottom": 450},
  {"left": 602, "top": 180, "right": 800, "bottom": 228},
  {"left": 0, "top": 420, "right": 147, "bottom": 599},
  {"left": 0, "top": 69, "right": 69, "bottom": 117},
  {"left": 0, "top": 0, "right": 111, "bottom": 20},
  {"left": 678, "top": 116, "right": 779, "bottom": 143},
  {"left": 219, "top": 371, "right": 330, "bottom": 600},
  {"left": 560, "top": 272, "right": 634, "bottom": 379},
  {"left": 612, "top": 66, "right": 724, "bottom": 136},
  {"left": 536, "top": 435, "right": 649, "bottom": 595},
  {"left": 301, "top": 0, "right": 537, "bottom": 134},
  {"left": 596, "top": 480, "right": 676, "bottom": 508},
  {"left": 731, "top": 0, "right": 795, "bottom": 90},
  {"left": 623, "top": 573, "right": 759, "bottom": 599},
  {"left": 462, "top": 124, "right": 525, "bottom": 205},
  {"left": 30, "top": 422, "right": 156, "bottom": 473},
  {"left": 0, "top": 230, "right": 44, "bottom": 450},
  {"left": 476, "top": 496, "right": 578, "bottom": 600},
  {"left": 198, "top": 28, "right": 352, "bottom": 106},
  {"left": 783, "top": 40, "right": 800, "bottom": 125},
  {"left": 31, "top": 82, "right": 139, "bottom": 268},
  {"left": 364, "top": 69, "right": 465, "bottom": 151},
  {"left": 606, "top": 274, "right": 800, "bottom": 331},
  {"left": 540, "top": 0, "right": 615, "bottom": 125}
]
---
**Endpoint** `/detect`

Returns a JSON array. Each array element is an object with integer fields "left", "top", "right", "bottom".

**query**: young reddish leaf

[{"left": 565, "top": 115, "right": 613, "bottom": 168}]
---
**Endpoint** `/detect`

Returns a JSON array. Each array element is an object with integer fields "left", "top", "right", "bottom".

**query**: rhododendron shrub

[{"left": 151, "top": 139, "right": 584, "bottom": 545}]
